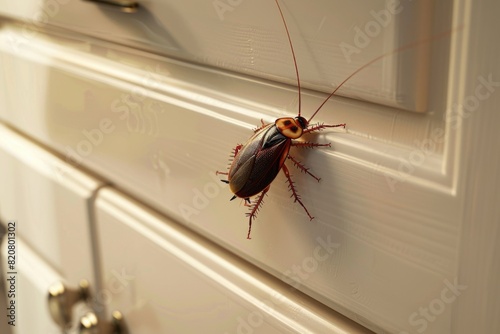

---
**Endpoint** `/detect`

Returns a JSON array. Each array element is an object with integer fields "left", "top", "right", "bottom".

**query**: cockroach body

[{"left": 218, "top": 114, "right": 345, "bottom": 240}]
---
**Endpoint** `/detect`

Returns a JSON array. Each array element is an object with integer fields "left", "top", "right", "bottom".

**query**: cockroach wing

[{"left": 229, "top": 124, "right": 291, "bottom": 199}]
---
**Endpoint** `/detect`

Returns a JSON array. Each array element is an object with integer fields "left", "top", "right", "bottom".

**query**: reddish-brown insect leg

[
  {"left": 216, "top": 143, "right": 244, "bottom": 178},
  {"left": 282, "top": 164, "right": 314, "bottom": 221},
  {"left": 215, "top": 171, "right": 229, "bottom": 185},
  {"left": 253, "top": 119, "right": 270, "bottom": 133},
  {"left": 290, "top": 141, "right": 330, "bottom": 181},
  {"left": 245, "top": 186, "right": 270, "bottom": 239},
  {"left": 303, "top": 123, "right": 346, "bottom": 134},
  {"left": 287, "top": 155, "right": 321, "bottom": 182},
  {"left": 232, "top": 144, "right": 243, "bottom": 157}
]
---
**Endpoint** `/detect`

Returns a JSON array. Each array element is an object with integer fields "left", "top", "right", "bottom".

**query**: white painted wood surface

[
  {"left": 0, "top": 0, "right": 498, "bottom": 333},
  {"left": 0, "top": 237, "right": 84, "bottom": 334},
  {"left": 0, "top": 0, "right": 453, "bottom": 111},
  {"left": 0, "top": 124, "right": 103, "bottom": 286},
  {"left": 0, "top": 124, "right": 105, "bottom": 332},
  {"left": 95, "top": 187, "right": 369, "bottom": 333},
  {"left": 449, "top": 0, "right": 500, "bottom": 333}
]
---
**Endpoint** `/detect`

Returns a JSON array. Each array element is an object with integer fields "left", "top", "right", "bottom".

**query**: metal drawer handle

[
  {"left": 83, "top": 0, "right": 139, "bottom": 13},
  {"left": 80, "top": 310, "right": 126, "bottom": 334},
  {"left": 47, "top": 279, "right": 91, "bottom": 328}
]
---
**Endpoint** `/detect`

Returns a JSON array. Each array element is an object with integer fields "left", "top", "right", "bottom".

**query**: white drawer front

[
  {"left": 0, "top": 237, "right": 86, "bottom": 334},
  {"left": 0, "top": 24, "right": 461, "bottom": 333},
  {"left": 0, "top": 124, "right": 103, "bottom": 284},
  {"left": 0, "top": 0, "right": 453, "bottom": 111},
  {"left": 95, "top": 187, "right": 368, "bottom": 333}
]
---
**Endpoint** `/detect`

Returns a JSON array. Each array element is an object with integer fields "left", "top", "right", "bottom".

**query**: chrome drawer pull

[
  {"left": 80, "top": 310, "right": 126, "bottom": 334},
  {"left": 47, "top": 279, "right": 91, "bottom": 328}
]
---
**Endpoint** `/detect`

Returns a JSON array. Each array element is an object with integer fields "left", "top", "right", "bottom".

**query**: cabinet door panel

[
  {"left": 0, "top": 124, "right": 103, "bottom": 284},
  {"left": 0, "top": 25, "right": 459, "bottom": 333},
  {"left": 0, "top": 0, "right": 453, "bottom": 111},
  {"left": 95, "top": 188, "right": 368, "bottom": 333},
  {"left": 0, "top": 237, "right": 85, "bottom": 333}
]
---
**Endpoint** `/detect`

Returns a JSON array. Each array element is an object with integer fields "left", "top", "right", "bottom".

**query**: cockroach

[
  {"left": 216, "top": 0, "right": 350, "bottom": 239},
  {"left": 217, "top": 0, "right": 453, "bottom": 239}
]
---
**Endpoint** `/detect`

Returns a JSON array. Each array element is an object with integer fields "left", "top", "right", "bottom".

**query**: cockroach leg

[
  {"left": 303, "top": 123, "right": 346, "bottom": 134},
  {"left": 240, "top": 198, "right": 253, "bottom": 207},
  {"left": 253, "top": 119, "right": 270, "bottom": 133},
  {"left": 245, "top": 186, "right": 270, "bottom": 239},
  {"left": 287, "top": 155, "right": 321, "bottom": 182},
  {"left": 216, "top": 142, "right": 245, "bottom": 178},
  {"left": 215, "top": 171, "right": 229, "bottom": 182},
  {"left": 215, "top": 171, "right": 230, "bottom": 184},
  {"left": 232, "top": 144, "right": 243, "bottom": 156},
  {"left": 282, "top": 164, "right": 314, "bottom": 221}
]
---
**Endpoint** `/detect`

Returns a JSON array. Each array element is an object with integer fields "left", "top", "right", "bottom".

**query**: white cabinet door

[
  {"left": 0, "top": 1, "right": 498, "bottom": 333},
  {"left": 0, "top": 26, "right": 457, "bottom": 332},
  {"left": 0, "top": 124, "right": 103, "bottom": 286},
  {"left": 0, "top": 237, "right": 80, "bottom": 334},
  {"left": 94, "top": 187, "right": 369, "bottom": 333},
  {"left": 0, "top": 124, "right": 105, "bottom": 331},
  {"left": 0, "top": 0, "right": 451, "bottom": 111}
]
